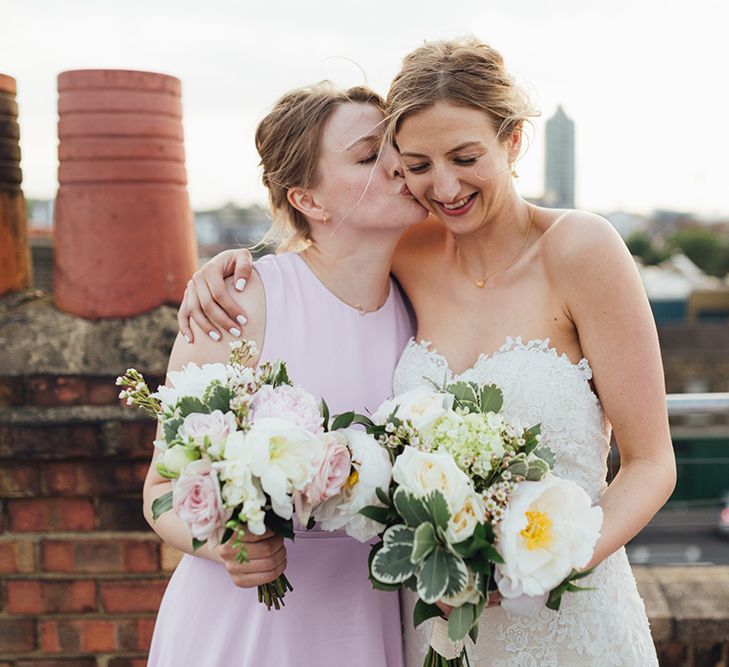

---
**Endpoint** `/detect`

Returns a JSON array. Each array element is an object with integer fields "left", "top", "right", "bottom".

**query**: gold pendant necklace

[{"left": 467, "top": 208, "right": 534, "bottom": 289}]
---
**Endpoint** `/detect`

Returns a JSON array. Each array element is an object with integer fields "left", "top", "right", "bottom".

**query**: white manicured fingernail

[
  {"left": 236, "top": 315, "right": 247, "bottom": 326},
  {"left": 183, "top": 334, "right": 191, "bottom": 344},
  {"left": 209, "top": 331, "right": 221, "bottom": 341},
  {"left": 235, "top": 278, "right": 247, "bottom": 291},
  {"left": 229, "top": 327, "right": 241, "bottom": 337}
]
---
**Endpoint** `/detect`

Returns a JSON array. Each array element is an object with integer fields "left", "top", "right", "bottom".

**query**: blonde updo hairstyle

[
  {"left": 386, "top": 37, "right": 539, "bottom": 157},
  {"left": 256, "top": 82, "right": 385, "bottom": 252}
]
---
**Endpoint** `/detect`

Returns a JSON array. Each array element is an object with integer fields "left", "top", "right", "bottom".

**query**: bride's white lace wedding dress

[{"left": 394, "top": 337, "right": 659, "bottom": 667}]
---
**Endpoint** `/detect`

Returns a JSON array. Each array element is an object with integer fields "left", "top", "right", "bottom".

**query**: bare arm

[
  {"left": 547, "top": 213, "right": 676, "bottom": 568},
  {"left": 144, "top": 275, "right": 283, "bottom": 585}
]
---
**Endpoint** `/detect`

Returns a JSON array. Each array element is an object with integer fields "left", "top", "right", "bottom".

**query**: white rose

[
  {"left": 392, "top": 446, "right": 472, "bottom": 511},
  {"left": 157, "top": 444, "right": 201, "bottom": 478},
  {"left": 153, "top": 362, "right": 229, "bottom": 410},
  {"left": 495, "top": 477, "right": 603, "bottom": 599},
  {"left": 447, "top": 491, "right": 486, "bottom": 543},
  {"left": 179, "top": 410, "right": 238, "bottom": 457},
  {"left": 373, "top": 386, "right": 455, "bottom": 432},
  {"left": 244, "top": 417, "right": 325, "bottom": 520},
  {"left": 314, "top": 428, "right": 393, "bottom": 541}
]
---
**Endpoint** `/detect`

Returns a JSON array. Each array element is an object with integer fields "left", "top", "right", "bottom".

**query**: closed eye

[
  {"left": 358, "top": 152, "right": 378, "bottom": 165},
  {"left": 404, "top": 163, "right": 429, "bottom": 174},
  {"left": 454, "top": 156, "right": 479, "bottom": 166}
]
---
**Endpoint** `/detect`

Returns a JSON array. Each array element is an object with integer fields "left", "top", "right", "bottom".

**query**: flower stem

[{"left": 257, "top": 573, "right": 293, "bottom": 611}]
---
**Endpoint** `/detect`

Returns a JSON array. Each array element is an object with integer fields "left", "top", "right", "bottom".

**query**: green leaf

[
  {"left": 351, "top": 413, "right": 375, "bottom": 428},
  {"left": 468, "top": 624, "right": 479, "bottom": 643},
  {"left": 162, "top": 417, "right": 183, "bottom": 443},
  {"left": 393, "top": 488, "right": 431, "bottom": 528},
  {"left": 479, "top": 384, "right": 504, "bottom": 414},
  {"left": 151, "top": 491, "right": 173, "bottom": 520},
  {"left": 359, "top": 505, "right": 392, "bottom": 525},
  {"left": 533, "top": 445, "right": 556, "bottom": 469},
  {"left": 442, "top": 551, "right": 469, "bottom": 598},
  {"left": 177, "top": 396, "right": 206, "bottom": 417},
  {"left": 372, "top": 525, "right": 417, "bottom": 584},
  {"left": 265, "top": 509, "right": 295, "bottom": 539},
  {"left": 424, "top": 490, "right": 450, "bottom": 531},
  {"left": 417, "top": 546, "right": 449, "bottom": 603},
  {"left": 507, "top": 454, "right": 529, "bottom": 479},
  {"left": 447, "top": 381, "right": 479, "bottom": 412},
  {"left": 522, "top": 423, "right": 541, "bottom": 455},
  {"left": 203, "top": 381, "right": 232, "bottom": 413},
  {"left": 526, "top": 458, "right": 551, "bottom": 481},
  {"left": 447, "top": 602, "right": 476, "bottom": 642},
  {"left": 413, "top": 599, "right": 443, "bottom": 627},
  {"left": 192, "top": 537, "right": 206, "bottom": 551},
  {"left": 375, "top": 486, "right": 391, "bottom": 506},
  {"left": 321, "top": 399, "right": 330, "bottom": 432},
  {"left": 271, "top": 361, "right": 291, "bottom": 387},
  {"left": 155, "top": 463, "right": 179, "bottom": 480},
  {"left": 411, "top": 522, "right": 437, "bottom": 564},
  {"left": 546, "top": 568, "right": 595, "bottom": 610},
  {"left": 331, "top": 411, "right": 355, "bottom": 431}
]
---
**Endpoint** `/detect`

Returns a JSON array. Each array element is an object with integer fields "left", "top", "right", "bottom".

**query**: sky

[{"left": 2, "top": 0, "right": 728, "bottom": 217}]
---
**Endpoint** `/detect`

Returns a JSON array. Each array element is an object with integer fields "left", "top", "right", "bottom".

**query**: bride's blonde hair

[
  {"left": 386, "top": 37, "right": 539, "bottom": 147},
  {"left": 256, "top": 82, "right": 385, "bottom": 252}
]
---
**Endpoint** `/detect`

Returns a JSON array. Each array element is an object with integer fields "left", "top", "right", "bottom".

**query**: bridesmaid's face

[
  {"left": 312, "top": 103, "right": 427, "bottom": 232},
  {"left": 396, "top": 101, "right": 519, "bottom": 236}
]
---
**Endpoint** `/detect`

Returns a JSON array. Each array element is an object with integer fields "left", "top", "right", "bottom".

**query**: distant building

[
  {"left": 544, "top": 106, "right": 575, "bottom": 209},
  {"left": 605, "top": 210, "right": 647, "bottom": 239}
]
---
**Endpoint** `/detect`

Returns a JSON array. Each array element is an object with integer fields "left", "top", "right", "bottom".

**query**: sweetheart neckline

[{"left": 405, "top": 335, "right": 594, "bottom": 383}]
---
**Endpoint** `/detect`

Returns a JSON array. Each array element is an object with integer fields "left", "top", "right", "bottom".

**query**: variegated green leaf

[
  {"left": 417, "top": 546, "right": 449, "bottom": 604},
  {"left": 394, "top": 488, "right": 431, "bottom": 527},
  {"left": 372, "top": 541, "right": 417, "bottom": 585},
  {"left": 411, "top": 522, "right": 437, "bottom": 564},
  {"left": 533, "top": 445, "right": 556, "bottom": 469},
  {"left": 479, "top": 384, "right": 503, "bottom": 414},
  {"left": 442, "top": 551, "right": 469, "bottom": 598},
  {"left": 424, "top": 490, "right": 450, "bottom": 531},
  {"left": 526, "top": 458, "right": 551, "bottom": 481}
]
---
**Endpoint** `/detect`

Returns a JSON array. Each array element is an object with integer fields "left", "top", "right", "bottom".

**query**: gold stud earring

[
  {"left": 511, "top": 167, "right": 519, "bottom": 179},
  {"left": 321, "top": 213, "right": 329, "bottom": 223}
]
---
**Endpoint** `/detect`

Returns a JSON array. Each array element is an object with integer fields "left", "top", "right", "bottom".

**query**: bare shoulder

[
  {"left": 539, "top": 209, "right": 633, "bottom": 288},
  {"left": 169, "top": 269, "right": 267, "bottom": 373},
  {"left": 392, "top": 216, "right": 448, "bottom": 282}
]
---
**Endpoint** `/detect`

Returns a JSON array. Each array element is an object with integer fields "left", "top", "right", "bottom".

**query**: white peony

[
  {"left": 314, "top": 428, "right": 393, "bottom": 541},
  {"left": 447, "top": 491, "right": 486, "bottom": 543},
  {"left": 392, "top": 446, "right": 473, "bottom": 512},
  {"left": 373, "top": 386, "right": 455, "bottom": 432},
  {"left": 495, "top": 477, "right": 603, "bottom": 599},
  {"left": 153, "top": 362, "right": 229, "bottom": 411},
  {"left": 244, "top": 417, "right": 325, "bottom": 520}
]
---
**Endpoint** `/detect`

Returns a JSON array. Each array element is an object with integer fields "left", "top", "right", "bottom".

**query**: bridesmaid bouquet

[
  {"left": 355, "top": 383, "right": 603, "bottom": 667},
  {"left": 117, "top": 341, "right": 392, "bottom": 610}
]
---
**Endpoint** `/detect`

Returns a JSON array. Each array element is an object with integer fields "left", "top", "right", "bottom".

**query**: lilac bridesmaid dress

[{"left": 148, "top": 252, "right": 413, "bottom": 667}]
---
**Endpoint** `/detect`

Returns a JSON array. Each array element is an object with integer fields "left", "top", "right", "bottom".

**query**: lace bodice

[
  {"left": 394, "top": 336, "right": 611, "bottom": 501},
  {"left": 394, "top": 336, "right": 659, "bottom": 666}
]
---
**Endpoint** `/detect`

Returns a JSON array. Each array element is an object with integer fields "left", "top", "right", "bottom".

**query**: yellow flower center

[
  {"left": 344, "top": 469, "right": 359, "bottom": 489},
  {"left": 520, "top": 510, "right": 553, "bottom": 550}
]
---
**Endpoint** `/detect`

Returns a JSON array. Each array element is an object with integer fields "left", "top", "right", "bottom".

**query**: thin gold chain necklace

[{"left": 461, "top": 208, "right": 534, "bottom": 288}]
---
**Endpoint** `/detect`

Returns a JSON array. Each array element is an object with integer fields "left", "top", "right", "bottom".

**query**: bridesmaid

[{"left": 144, "top": 83, "right": 427, "bottom": 666}]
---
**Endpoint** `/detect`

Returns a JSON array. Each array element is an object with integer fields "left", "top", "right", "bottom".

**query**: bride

[{"left": 179, "top": 37, "right": 675, "bottom": 666}]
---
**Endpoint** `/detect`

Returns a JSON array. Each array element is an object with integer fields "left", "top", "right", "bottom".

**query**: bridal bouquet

[
  {"left": 117, "top": 341, "right": 391, "bottom": 610},
  {"left": 356, "top": 383, "right": 603, "bottom": 667}
]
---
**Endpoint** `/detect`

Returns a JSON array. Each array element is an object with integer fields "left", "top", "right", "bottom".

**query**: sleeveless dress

[
  {"left": 394, "top": 337, "right": 659, "bottom": 667},
  {"left": 148, "top": 252, "right": 413, "bottom": 667}
]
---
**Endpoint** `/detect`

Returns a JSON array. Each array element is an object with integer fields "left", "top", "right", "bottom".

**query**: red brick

[
  {"left": 40, "top": 540, "right": 75, "bottom": 572},
  {"left": 0, "top": 539, "right": 37, "bottom": 573},
  {"left": 100, "top": 580, "right": 167, "bottom": 612},
  {"left": 41, "top": 461, "right": 147, "bottom": 496},
  {"left": 118, "top": 617, "right": 155, "bottom": 651},
  {"left": 0, "top": 463, "right": 39, "bottom": 496},
  {"left": 124, "top": 540, "right": 159, "bottom": 572},
  {"left": 107, "top": 660, "right": 148, "bottom": 667},
  {"left": 16, "top": 660, "right": 96, "bottom": 667},
  {"left": 26, "top": 375, "right": 86, "bottom": 407},
  {"left": 104, "top": 420, "right": 156, "bottom": 457},
  {"left": 97, "top": 497, "right": 147, "bottom": 531},
  {"left": 87, "top": 377, "right": 121, "bottom": 405},
  {"left": 7, "top": 579, "right": 96, "bottom": 613},
  {"left": 0, "top": 423, "right": 100, "bottom": 459},
  {"left": 8, "top": 498, "right": 95, "bottom": 532},
  {"left": 0, "top": 618, "right": 35, "bottom": 651},
  {"left": 39, "top": 619, "right": 116, "bottom": 653},
  {"left": 0, "top": 376, "right": 25, "bottom": 406}
]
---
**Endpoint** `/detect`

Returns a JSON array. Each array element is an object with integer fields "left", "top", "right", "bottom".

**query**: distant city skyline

[
  {"left": 3, "top": 0, "right": 728, "bottom": 217},
  {"left": 544, "top": 106, "right": 576, "bottom": 209}
]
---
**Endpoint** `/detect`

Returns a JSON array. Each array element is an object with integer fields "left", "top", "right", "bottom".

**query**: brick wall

[{"left": 0, "top": 376, "right": 183, "bottom": 666}]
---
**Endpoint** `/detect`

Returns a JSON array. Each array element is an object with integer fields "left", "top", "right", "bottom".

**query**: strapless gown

[{"left": 394, "top": 337, "right": 659, "bottom": 667}]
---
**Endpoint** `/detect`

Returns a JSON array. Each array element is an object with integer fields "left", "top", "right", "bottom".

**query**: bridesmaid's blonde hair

[
  {"left": 256, "top": 83, "right": 385, "bottom": 252},
  {"left": 386, "top": 37, "right": 539, "bottom": 146}
]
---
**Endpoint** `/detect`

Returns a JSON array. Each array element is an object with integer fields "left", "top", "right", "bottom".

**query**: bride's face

[
  {"left": 396, "top": 101, "right": 518, "bottom": 235},
  {"left": 311, "top": 103, "right": 428, "bottom": 232}
]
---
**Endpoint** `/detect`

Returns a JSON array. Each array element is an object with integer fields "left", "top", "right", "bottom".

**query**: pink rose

[
  {"left": 251, "top": 385, "right": 324, "bottom": 434},
  {"left": 295, "top": 432, "right": 352, "bottom": 524},
  {"left": 172, "top": 460, "right": 232, "bottom": 547},
  {"left": 178, "top": 410, "right": 237, "bottom": 456}
]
